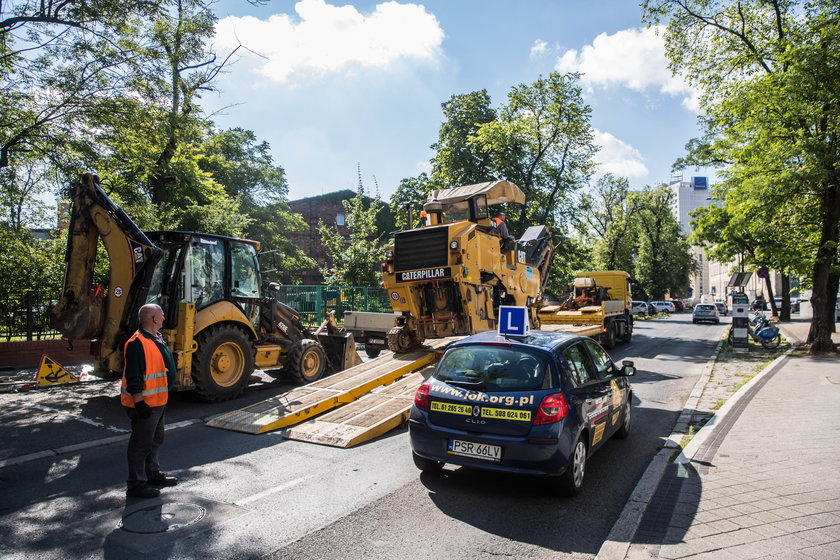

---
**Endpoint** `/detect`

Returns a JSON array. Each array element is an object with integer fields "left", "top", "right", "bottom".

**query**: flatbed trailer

[{"left": 206, "top": 337, "right": 458, "bottom": 435}]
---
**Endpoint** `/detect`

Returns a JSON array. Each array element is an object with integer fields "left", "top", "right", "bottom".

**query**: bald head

[{"left": 138, "top": 304, "right": 164, "bottom": 333}]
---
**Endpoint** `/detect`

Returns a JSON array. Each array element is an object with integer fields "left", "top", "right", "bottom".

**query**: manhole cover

[{"left": 119, "top": 502, "right": 206, "bottom": 534}]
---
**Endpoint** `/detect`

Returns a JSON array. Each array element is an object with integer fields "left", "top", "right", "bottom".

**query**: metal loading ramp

[
  {"left": 284, "top": 369, "right": 430, "bottom": 448},
  {"left": 206, "top": 337, "right": 456, "bottom": 435}
]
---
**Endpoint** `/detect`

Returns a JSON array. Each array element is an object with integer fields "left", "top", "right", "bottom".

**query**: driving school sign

[{"left": 395, "top": 267, "right": 451, "bottom": 282}]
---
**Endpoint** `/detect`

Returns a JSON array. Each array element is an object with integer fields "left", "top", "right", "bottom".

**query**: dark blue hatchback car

[{"left": 409, "top": 330, "right": 635, "bottom": 496}]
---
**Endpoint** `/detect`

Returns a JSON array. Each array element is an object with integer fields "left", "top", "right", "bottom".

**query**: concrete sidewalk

[{"left": 599, "top": 318, "right": 840, "bottom": 559}]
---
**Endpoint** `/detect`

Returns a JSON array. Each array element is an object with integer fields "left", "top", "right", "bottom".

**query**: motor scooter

[{"left": 728, "top": 312, "right": 781, "bottom": 349}]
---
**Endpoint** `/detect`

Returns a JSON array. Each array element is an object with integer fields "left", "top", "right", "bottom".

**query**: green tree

[
  {"left": 430, "top": 90, "right": 497, "bottom": 187},
  {"left": 390, "top": 173, "right": 433, "bottom": 230},
  {"left": 471, "top": 72, "right": 597, "bottom": 236},
  {"left": 632, "top": 186, "right": 695, "bottom": 299},
  {"left": 0, "top": 1, "right": 161, "bottom": 170},
  {"left": 319, "top": 188, "right": 387, "bottom": 287},
  {"left": 197, "top": 127, "right": 314, "bottom": 277},
  {"left": 643, "top": 0, "right": 840, "bottom": 352},
  {"left": 580, "top": 174, "right": 637, "bottom": 272}
]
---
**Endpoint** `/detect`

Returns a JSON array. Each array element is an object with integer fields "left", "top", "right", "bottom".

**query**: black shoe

[
  {"left": 126, "top": 483, "right": 160, "bottom": 499},
  {"left": 148, "top": 472, "right": 178, "bottom": 487}
]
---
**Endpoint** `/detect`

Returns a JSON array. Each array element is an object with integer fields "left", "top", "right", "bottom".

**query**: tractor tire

[
  {"left": 192, "top": 324, "right": 254, "bottom": 402},
  {"left": 387, "top": 327, "right": 414, "bottom": 353},
  {"left": 286, "top": 339, "right": 328, "bottom": 384}
]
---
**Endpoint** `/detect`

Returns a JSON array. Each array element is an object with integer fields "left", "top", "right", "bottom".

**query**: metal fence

[
  {"left": 276, "top": 285, "right": 393, "bottom": 326},
  {"left": 0, "top": 291, "right": 61, "bottom": 342}
]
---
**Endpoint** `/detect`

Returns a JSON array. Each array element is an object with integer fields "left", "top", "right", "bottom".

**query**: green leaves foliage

[
  {"left": 319, "top": 188, "right": 386, "bottom": 287},
  {"left": 646, "top": 0, "right": 839, "bottom": 349}
]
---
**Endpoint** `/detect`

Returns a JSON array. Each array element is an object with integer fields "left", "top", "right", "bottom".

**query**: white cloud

[
  {"left": 593, "top": 129, "right": 648, "bottom": 179},
  {"left": 530, "top": 39, "right": 549, "bottom": 58},
  {"left": 555, "top": 26, "right": 698, "bottom": 110},
  {"left": 214, "top": 0, "right": 444, "bottom": 83}
]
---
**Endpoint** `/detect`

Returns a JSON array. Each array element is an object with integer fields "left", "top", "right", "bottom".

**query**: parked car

[
  {"left": 751, "top": 298, "right": 767, "bottom": 311},
  {"left": 773, "top": 298, "right": 800, "bottom": 313},
  {"left": 693, "top": 303, "right": 720, "bottom": 324},
  {"left": 647, "top": 302, "right": 656, "bottom": 315},
  {"left": 714, "top": 301, "right": 728, "bottom": 316},
  {"left": 631, "top": 301, "right": 648, "bottom": 316},
  {"left": 672, "top": 300, "right": 685, "bottom": 312},
  {"left": 649, "top": 301, "right": 676, "bottom": 314},
  {"left": 409, "top": 330, "right": 636, "bottom": 496}
]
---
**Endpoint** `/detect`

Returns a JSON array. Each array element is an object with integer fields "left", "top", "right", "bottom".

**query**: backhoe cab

[
  {"left": 381, "top": 180, "right": 553, "bottom": 352},
  {"left": 50, "top": 174, "right": 360, "bottom": 401}
]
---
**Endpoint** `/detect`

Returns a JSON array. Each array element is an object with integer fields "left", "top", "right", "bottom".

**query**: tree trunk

[
  {"left": 806, "top": 177, "right": 840, "bottom": 353},
  {"left": 149, "top": 136, "right": 177, "bottom": 205},
  {"left": 764, "top": 274, "right": 776, "bottom": 317},
  {"left": 779, "top": 274, "right": 790, "bottom": 322}
]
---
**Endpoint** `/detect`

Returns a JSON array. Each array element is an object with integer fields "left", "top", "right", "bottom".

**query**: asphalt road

[{"left": 0, "top": 313, "right": 729, "bottom": 559}]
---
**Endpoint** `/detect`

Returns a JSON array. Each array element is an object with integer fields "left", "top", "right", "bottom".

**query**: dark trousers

[{"left": 125, "top": 405, "right": 166, "bottom": 485}]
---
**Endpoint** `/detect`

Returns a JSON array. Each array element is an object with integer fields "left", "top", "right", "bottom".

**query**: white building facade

[{"left": 666, "top": 176, "right": 786, "bottom": 303}]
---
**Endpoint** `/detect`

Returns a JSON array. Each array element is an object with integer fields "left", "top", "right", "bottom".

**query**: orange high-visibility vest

[
  {"left": 492, "top": 217, "right": 502, "bottom": 227},
  {"left": 121, "top": 331, "right": 169, "bottom": 407}
]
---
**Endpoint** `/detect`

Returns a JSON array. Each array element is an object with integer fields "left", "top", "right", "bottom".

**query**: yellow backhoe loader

[
  {"left": 49, "top": 174, "right": 361, "bottom": 401},
  {"left": 381, "top": 180, "right": 554, "bottom": 352}
]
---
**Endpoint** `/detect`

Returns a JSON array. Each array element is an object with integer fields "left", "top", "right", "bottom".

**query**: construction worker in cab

[
  {"left": 492, "top": 211, "right": 515, "bottom": 252},
  {"left": 121, "top": 303, "right": 178, "bottom": 499}
]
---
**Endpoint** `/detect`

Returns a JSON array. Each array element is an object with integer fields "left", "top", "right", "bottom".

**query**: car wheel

[
  {"left": 600, "top": 321, "right": 616, "bottom": 349},
  {"left": 553, "top": 436, "right": 587, "bottom": 497},
  {"left": 614, "top": 400, "right": 632, "bottom": 440},
  {"left": 412, "top": 451, "right": 444, "bottom": 473},
  {"left": 692, "top": 319, "right": 697, "bottom": 324},
  {"left": 715, "top": 319, "right": 720, "bottom": 324}
]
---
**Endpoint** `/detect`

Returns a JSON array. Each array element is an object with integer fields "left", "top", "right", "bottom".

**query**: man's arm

[{"left": 124, "top": 339, "right": 146, "bottom": 402}]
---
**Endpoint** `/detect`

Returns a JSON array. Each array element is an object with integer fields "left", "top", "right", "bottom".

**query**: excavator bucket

[
  {"left": 315, "top": 311, "right": 363, "bottom": 372},
  {"left": 317, "top": 330, "right": 363, "bottom": 372}
]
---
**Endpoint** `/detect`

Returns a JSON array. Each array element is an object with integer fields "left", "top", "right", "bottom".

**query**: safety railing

[{"left": 275, "top": 285, "right": 393, "bottom": 326}]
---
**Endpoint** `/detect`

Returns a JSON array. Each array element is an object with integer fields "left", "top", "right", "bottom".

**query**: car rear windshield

[
  {"left": 434, "top": 345, "right": 550, "bottom": 391},
  {"left": 695, "top": 304, "right": 716, "bottom": 310}
]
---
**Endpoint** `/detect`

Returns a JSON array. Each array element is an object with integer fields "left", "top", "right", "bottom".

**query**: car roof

[{"left": 448, "top": 330, "right": 586, "bottom": 353}]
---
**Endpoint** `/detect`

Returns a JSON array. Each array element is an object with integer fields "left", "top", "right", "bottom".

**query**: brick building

[{"left": 285, "top": 190, "right": 395, "bottom": 285}]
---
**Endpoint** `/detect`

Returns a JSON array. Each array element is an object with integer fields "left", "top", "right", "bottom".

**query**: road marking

[{"left": 235, "top": 476, "right": 308, "bottom": 506}]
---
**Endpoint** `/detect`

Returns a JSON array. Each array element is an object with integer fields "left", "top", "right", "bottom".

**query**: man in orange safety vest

[{"left": 121, "top": 303, "right": 178, "bottom": 499}]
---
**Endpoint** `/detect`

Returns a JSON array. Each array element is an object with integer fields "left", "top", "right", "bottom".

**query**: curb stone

[{"left": 596, "top": 328, "right": 795, "bottom": 560}]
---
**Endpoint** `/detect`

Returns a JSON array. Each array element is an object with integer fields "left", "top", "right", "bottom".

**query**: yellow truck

[{"left": 538, "top": 270, "right": 634, "bottom": 349}]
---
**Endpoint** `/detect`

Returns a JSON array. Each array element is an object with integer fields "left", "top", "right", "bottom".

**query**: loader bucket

[{"left": 317, "top": 331, "right": 363, "bottom": 372}]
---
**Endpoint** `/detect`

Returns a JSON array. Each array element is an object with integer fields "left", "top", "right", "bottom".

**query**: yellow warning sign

[{"left": 35, "top": 354, "right": 80, "bottom": 386}]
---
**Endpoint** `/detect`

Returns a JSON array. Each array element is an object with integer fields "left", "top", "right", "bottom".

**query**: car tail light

[
  {"left": 534, "top": 393, "right": 569, "bottom": 425},
  {"left": 414, "top": 381, "right": 431, "bottom": 411}
]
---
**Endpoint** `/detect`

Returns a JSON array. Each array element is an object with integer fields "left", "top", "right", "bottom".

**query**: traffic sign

[
  {"left": 498, "top": 306, "right": 529, "bottom": 337},
  {"left": 757, "top": 266, "right": 769, "bottom": 279}
]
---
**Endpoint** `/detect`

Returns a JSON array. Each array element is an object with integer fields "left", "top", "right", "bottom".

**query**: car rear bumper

[{"left": 408, "top": 417, "right": 573, "bottom": 476}]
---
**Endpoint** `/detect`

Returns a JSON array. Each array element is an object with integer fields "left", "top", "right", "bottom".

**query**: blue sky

[{"left": 203, "top": 0, "right": 713, "bottom": 201}]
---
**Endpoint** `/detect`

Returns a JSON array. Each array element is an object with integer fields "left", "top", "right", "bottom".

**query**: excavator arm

[{"left": 49, "top": 174, "right": 162, "bottom": 374}]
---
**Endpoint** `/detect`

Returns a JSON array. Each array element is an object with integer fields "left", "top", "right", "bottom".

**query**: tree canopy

[{"left": 644, "top": 0, "right": 840, "bottom": 351}]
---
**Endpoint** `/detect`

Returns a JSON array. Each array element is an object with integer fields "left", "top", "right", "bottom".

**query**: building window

[{"left": 336, "top": 213, "right": 345, "bottom": 226}]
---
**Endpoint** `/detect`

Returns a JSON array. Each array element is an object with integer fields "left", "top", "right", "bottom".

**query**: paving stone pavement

[{"left": 601, "top": 318, "right": 840, "bottom": 560}]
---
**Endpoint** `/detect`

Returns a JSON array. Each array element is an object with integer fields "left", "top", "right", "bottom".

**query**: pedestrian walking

[{"left": 121, "top": 303, "right": 178, "bottom": 499}]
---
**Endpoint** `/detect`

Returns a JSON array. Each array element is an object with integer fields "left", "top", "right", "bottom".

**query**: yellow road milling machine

[
  {"left": 49, "top": 174, "right": 360, "bottom": 401},
  {"left": 381, "top": 180, "right": 554, "bottom": 352}
]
